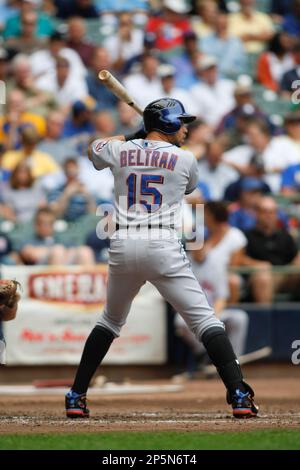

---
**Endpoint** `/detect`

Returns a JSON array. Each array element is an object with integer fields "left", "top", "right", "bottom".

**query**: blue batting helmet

[{"left": 143, "top": 98, "right": 196, "bottom": 135}]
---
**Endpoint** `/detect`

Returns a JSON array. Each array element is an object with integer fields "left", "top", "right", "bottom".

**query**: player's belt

[{"left": 115, "top": 223, "right": 174, "bottom": 231}]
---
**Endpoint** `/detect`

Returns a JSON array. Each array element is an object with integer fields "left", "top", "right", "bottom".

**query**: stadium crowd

[{"left": 1, "top": 0, "right": 300, "bottom": 305}]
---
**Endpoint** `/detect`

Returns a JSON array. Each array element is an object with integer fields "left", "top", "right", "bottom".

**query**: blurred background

[{"left": 1, "top": 0, "right": 300, "bottom": 383}]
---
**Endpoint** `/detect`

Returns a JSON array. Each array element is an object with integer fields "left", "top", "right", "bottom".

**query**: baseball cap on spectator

[
  {"left": 163, "top": 0, "right": 190, "bottom": 14},
  {"left": 197, "top": 55, "right": 217, "bottom": 71},
  {"left": 240, "top": 177, "right": 265, "bottom": 192},
  {"left": 72, "top": 97, "right": 96, "bottom": 115},
  {"left": 158, "top": 64, "right": 176, "bottom": 78},
  {"left": 234, "top": 75, "right": 253, "bottom": 96}
]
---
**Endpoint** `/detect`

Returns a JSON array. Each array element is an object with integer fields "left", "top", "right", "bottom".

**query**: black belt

[{"left": 115, "top": 223, "right": 173, "bottom": 231}]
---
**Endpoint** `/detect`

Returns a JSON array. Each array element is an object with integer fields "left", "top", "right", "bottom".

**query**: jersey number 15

[{"left": 126, "top": 173, "right": 164, "bottom": 213}]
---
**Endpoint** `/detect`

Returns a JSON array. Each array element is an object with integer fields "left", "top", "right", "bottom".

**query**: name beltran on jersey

[{"left": 120, "top": 149, "right": 178, "bottom": 171}]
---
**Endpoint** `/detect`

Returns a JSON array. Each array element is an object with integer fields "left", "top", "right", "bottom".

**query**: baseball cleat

[
  {"left": 227, "top": 382, "right": 259, "bottom": 419},
  {"left": 65, "top": 390, "right": 90, "bottom": 418}
]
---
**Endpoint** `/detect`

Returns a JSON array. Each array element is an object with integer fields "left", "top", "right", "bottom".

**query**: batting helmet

[{"left": 143, "top": 98, "right": 196, "bottom": 135}]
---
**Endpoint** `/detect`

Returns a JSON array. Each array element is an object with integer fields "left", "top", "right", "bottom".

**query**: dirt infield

[{"left": 0, "top": 376, "right": 300, "bottom": 434}]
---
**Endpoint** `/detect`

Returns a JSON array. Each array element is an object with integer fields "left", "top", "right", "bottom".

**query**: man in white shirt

[
  {"left": 223, "top": 118, "right": 300, "bottom": 193},
  {"left": 191, "top": 55, "right": 235, "bottom": 128},
  {"left": 198, "top": 139, "right": 239, "bottom": 200},
  {"left": 157, "top": 63, "right": 198, "bottom": 116},
  {"left": 39, "top": 55, "right": 88, "bottom": 113},
  {"left": 123, "top": 53, "right": 162, "bottom": 109},
  {"left": 30, "top": 31, "right": 87, "bottom": 90}
]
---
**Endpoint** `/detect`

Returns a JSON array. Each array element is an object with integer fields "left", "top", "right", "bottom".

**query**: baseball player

[{"left": 65, "top": 98, "right": 258, "bottom": 419}]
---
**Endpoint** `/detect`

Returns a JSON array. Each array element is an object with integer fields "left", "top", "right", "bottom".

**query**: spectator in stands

[
  {"left": 170, "top": 30, "right": 202, "bottom": 88},
  {"left": 103, "top": 12, "right": 144, "bottom": 74},
  {"left": 55, "top": 0, "right": 99, "bottom": 19},
  {"left": 85, "top": 229, "right": 110, "bottom": 263},
  {"left": 271, "top": 0, "right": 293, "bottom": 23},
  {"left": 39, "top": 55, "right": 89, "bottom": 115},
  {"left": 93, "top": 110, "right": 116, "bottom": 138},
  {"left": 224, "top": 118, "right": 300, "bottom": 192},
  {"left": 157, "top": 64, "right": 198, "bottom": 115},
  {"left": 228, "top": 177, "right": 266, "bottom": 232},
  {"left": 191, "top": 55, "right": 235, "bottom": 127},
  {"left": 124, "top": 53, "right": 162, "bottom": 109},
  {"left": 7, "top": 54, "right": 57, "bottom": 117},
  {"left": 280, "top": 40, "right": 300, "bottom": 97},
  {"left": 217, "top": 77, "right": 271, "bottom": 145},
  {"left": 1, "top": 162, "right": 46, "bottom": 223},
  {"left": 20, "top": 207, "right": 96, "bottom": 265},
  {"left": 86, "top": 47, "right": 118, "bottom": 110},
  {"left": 62, "top": 99, "right": 95, "bottom": 138},
  {"left": 38, "top": 110, "right": 79, "bottom": 164},
  {"left": 146, "top": 0, "right": 192, "bottom": 51},
  {"left": 197, "top": 139, "right": 239, "bottom": 200},
  {"left": 241, "top": 196, "right": 300, "bottom": 303},
  {"left": 0, "top": 89, "right": 46, "bottom": 150},
  {"left": 47, "top": 158, "right": 96, "bottom": 222},
  {"left": 1, "top": 126, "right": 59, "bottom": 181},
  {"left": 257, "top": 32, "right": 295, "bottom": 92},
  {"left": 115, "top": 101, "right": 141, "bottom": 136},
  {"left": 183, "top": 118, "right": 213, "bottom": 160},
  {"left": 281, "top": 111, "right": 300, "bottom": 193},
  {"left": 0, "top": 1, "right": 18, "bottom": 31},
  {"left": 194, "top": 201, "right": 247, "bottom": 303},
  {"left": 5, "top": 10, "right": 47, "bottom": 53},
  {"left": 228, "top": 0, "right": 274, "bottom": 53},
  {"left": 192, "top": 0, "right": 219, "bottom": 39},
  {"left": 30, "top": 31, "right": 87, "bottom": 91},
  {"left": 61, "top": 99, "right": 97, "bottom": 156},
  {"left": 281, "top": 0, "right": 300, "bottom": 37},
  {"left": 3, "top": 0, "right": 54, "bottom": 40},
  {"left": 66, "top": 16, "right": 96, "bottom": 68},
  {"left": 200, "top": 12, "right": 247, "bottom": 78}
]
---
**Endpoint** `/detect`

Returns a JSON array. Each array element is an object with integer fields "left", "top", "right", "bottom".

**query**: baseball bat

[
  {"left": 98, "top": 70, "right": 144, "bottom": 116},
  {"left": 203, "top": 346, "right": 272, "bottom": 376}
]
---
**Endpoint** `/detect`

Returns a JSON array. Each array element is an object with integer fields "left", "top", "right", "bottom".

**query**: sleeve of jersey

[
  {"left": 91, "top": 139, "right": 120, "bottom": 171},
  {"left": 185, "top": 154, "right": 199, "bottom": 195}
]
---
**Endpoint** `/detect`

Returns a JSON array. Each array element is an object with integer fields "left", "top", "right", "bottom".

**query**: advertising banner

[{"left": 2, "top": 266, "right": 166, "bottom": 365}]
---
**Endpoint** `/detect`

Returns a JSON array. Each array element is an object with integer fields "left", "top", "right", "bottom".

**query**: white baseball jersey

[
  {"left": 90, "top": 137, "right": 223, "bottom": 341},
  {"left": 91, "top": 138, "right": 199, "bottom": 230}
]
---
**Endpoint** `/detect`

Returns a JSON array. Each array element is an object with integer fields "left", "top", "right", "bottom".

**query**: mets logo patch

[{"left": 94, "top": 140, "right": 108, "bottom": 152}]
